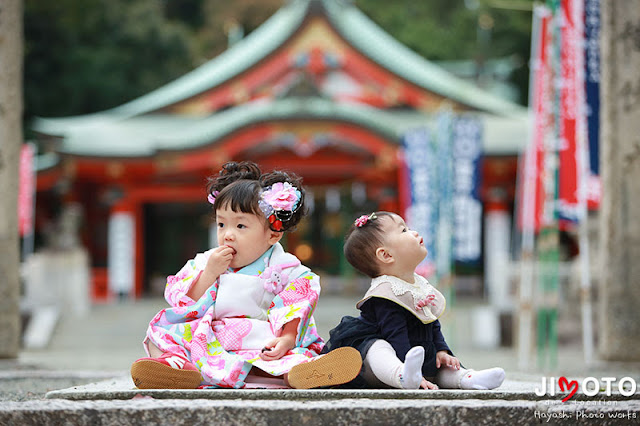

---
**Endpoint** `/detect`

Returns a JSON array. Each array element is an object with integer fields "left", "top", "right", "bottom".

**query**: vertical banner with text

[
  {"left": 435, "top": 110, "right": 454, "bottom": 279},
  {"left": 557, "top": 0, "right": 586, "bottom": 223},
  {"left": 452, "top": 116, "right": 483, "bottom": 264},
  {"left": 108, "top": 211, "right": 136, "bottom": 297},
  {"left": 584, "top": 0, "right": 601, "bottom": 209},
  {"left": 519, "top": 5, "right": 553, "bottom": 234},
  {"left": 402, "top": 127, "right": 437, "bottom": 277}
]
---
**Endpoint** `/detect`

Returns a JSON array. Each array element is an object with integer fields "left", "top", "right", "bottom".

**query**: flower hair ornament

[
  {"left": 258, "top": 182, "right": 302, "bottom": 231},
  {"left": 355, "top": 212, "right": 377, "bottom": 228}
]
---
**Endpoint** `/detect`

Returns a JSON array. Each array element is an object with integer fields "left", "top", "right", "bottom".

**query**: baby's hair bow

[{"left": 355, "top": 212, "right": 377, "bottom": 228}]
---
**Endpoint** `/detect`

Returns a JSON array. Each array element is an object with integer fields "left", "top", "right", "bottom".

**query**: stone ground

[{"left": 1, "top": 295, "right": 639, "bottom": 424}]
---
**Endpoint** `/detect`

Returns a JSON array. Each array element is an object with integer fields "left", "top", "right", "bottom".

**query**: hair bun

[
  {"left": 220, "top": 161, "right": 261, "bottom": 180},
  {"left": 208, "top": 161, "right": 261, "bottom": 194}
]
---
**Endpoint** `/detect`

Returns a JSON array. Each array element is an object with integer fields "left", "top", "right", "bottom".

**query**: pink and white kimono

[{"left": 144, "top": 243, "right": 324, "bottom": 388}]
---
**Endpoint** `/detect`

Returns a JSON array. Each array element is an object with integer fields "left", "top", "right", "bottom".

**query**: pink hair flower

[
  {"left": 355, "top": 212, "right": 377, "bottom": 228},
  {"left": 354, "top": 215, "right": 369, "bottom": 228},
  {"left": 261, "top": 182, "right": 299, "bottom": 211}
]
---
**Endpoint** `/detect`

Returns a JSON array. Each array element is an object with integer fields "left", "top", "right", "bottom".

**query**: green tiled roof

[
  {"left": 56, "top": 98, "right": 402, "bottom": 157},
  {"left": 54, "top": 97, "right": 527, "bottom": 157}
]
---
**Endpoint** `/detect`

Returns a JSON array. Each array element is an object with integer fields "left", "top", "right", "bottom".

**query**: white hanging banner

[{"left": 108, "top": 211, "right": 135, "bottom": 296}]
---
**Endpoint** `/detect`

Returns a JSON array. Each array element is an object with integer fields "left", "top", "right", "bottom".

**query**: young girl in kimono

[
  {"left": 131, "top": 161, "right": 361, "bottom": 389},
  {"left": 323, "top": 211, "right": 505, "bottom": 390}
]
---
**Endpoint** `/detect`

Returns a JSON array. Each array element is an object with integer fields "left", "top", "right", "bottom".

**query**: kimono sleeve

[
  {"left": 164, "top": 251, "right": 210, "bottom": 307},
  {"left": 267, "top": 271, "right": 320, "bottom": 346}
]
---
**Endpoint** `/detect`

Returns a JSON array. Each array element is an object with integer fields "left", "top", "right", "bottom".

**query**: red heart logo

[{"left": 558, "top": 376, "right": 578, "bottom": 402}]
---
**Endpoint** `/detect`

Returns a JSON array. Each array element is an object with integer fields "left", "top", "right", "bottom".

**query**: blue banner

[
  {"left": 585, "top": 0, "right": 600, "bottom": 176},
  {"left": 452, "top": 116, "right": 483, "bottom": 263},
  {"left": 435, "top": 110, "right": 454, "bottom": 278},
  {"left": 402, "top": 127, "right": 437, "bottom": 274}
]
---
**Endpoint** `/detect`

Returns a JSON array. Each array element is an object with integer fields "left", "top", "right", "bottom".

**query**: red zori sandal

[{"left": 131, "top": 352, "right": 202, "bottom": 389}]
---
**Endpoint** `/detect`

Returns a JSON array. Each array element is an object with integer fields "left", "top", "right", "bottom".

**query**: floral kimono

[{"left": 144, "top": 243, "right": 324, "bottom": 388}]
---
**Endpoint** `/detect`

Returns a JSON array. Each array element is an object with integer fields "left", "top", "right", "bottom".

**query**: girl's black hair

[
  {"left": 343, "top": 211, "right": 395, "bottom": 277},
  {"left": 206, "top": 161, "right": 307, "bottom": 232}
]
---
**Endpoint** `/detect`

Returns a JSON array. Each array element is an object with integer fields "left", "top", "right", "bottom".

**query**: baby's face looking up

[{"left": 376, "top": 214, "right": 428, "bottom": 272}]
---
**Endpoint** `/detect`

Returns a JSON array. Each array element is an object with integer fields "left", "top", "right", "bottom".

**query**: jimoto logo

[{"left": 534, "top": 376, "right": 637, "bottom": 402}]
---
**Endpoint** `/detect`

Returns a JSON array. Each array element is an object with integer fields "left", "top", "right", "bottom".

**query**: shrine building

[{"left": 33, "top": 0, "right": 528, "bottom": 300}]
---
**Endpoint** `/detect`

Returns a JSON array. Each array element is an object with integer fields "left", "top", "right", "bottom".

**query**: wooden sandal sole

[
  {"left": 131, "top": 359, "right": 202, "bottom": 389},
  {"left": 287, "top": 347, "right": 362, "bottom": 389}
]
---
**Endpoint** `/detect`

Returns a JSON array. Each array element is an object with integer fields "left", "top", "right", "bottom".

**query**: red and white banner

[
  {"left": 18, "top": 143, "right": 35, "bottom": 237},
  {"left": 519, "top": 5, "right": 552, "bottom": 233},
  {"left": 557, "top": 0, "right": 585, "bottom": 223}
]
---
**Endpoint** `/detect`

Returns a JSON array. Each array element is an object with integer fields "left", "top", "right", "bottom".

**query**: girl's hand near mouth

[{"left": 187, "top": 246, "right": 234, "bottom": 300}]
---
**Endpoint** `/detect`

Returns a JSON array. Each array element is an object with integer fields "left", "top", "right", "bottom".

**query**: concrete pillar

[
  {"left": 598, "top": 0, "right": 640, "bottom": 361},
  {"left": 0, "top": 0, "right": 23, "bottom": 358}
]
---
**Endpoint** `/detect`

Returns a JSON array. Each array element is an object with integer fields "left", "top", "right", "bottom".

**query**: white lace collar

[
  {"left": 361, "top": 273, "right": 445, "bottom": 323},
  {"left": 371, "top": 274, "right": 433, "bottom": 298}
]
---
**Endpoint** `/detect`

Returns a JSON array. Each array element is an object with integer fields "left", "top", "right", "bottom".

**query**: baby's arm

[
  {"left": 186, "top": 246, "right": 234, "bottom": 301},
  {"left": 432, "top": 320, "right": 460, "bottom": 369},
  {"left": 436, "top": 351, "right": 460, "bottom": 370}
]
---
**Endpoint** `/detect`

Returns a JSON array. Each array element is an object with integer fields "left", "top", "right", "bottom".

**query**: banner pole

[
  {"left": 576, "top": 0, "right": 594, "bottom": 365},
  {"left": 517, "top": 3, "right": 550, "bottom": 370}
]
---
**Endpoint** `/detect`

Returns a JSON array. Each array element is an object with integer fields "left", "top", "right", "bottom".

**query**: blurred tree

[
  {"left": 24, "top": 0, "right": 533, "bottom": 134},
  {"left": 356, "top": 0, "right": 533, "bottom": 104},
  {"left": 195, "top": 0, "right": 282, "bottom": 60},
  {"left": 24, "top": 0, "right": 195, "bottom": 124},
  {"left": 164, "top": 0, "right": 206, "bottom": 28},
  {"left": 23, "top": 0, "right": 283, "bottom": 132}
]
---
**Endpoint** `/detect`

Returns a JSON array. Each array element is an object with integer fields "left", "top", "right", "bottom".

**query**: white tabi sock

[
  {"left": 459, "top": 367, "right": 506, "bottom": 390},
  {"left": 399, "top": 346, "right": 425, "bottom": 389}
]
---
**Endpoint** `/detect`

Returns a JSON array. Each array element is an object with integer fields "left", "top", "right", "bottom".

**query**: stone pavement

[{"left": 1, "top": 295, "right": 640, "bottom": 424}]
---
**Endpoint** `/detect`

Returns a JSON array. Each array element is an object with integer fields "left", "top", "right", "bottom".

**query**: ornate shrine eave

[
  {"left": 33, "top": 0, "right": 526, "bottom": 138},
  {"left": 42, "top": 97, "right": 527, "bottom": 159},
  {"left": 48, "top": 98, "right": 402, "bottom": 158}
]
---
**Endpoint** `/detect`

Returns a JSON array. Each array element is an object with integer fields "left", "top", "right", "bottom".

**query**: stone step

[
  {"left": 41, "top": 376, "right": 638, "bottom": 402},
  {"left": 2, "top": 395, "right": 639, "bottom": 425},
  {"left": 0, "top": 376, "right": 638, "bottom": 425}
]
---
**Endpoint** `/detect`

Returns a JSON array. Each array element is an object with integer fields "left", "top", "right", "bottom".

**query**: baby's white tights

[
  {"left": 361, "top": 340, "right": 424, "bottom": 389},
  {"left": 362, "top": 339, "right": 505, "bottom": 390}
]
